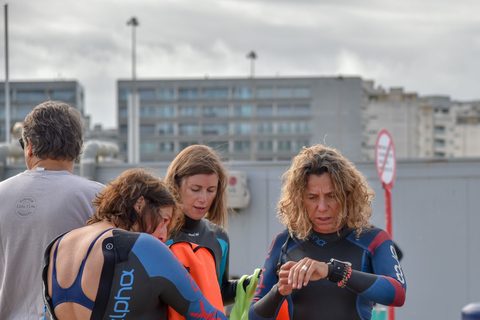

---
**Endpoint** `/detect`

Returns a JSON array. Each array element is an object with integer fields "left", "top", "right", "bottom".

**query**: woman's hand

[
  {"left": 277, "top": 261, "right": 296, "bottom": 296},
  {"left": 279, "top": 258, "right": 329, "bottom": 294}
]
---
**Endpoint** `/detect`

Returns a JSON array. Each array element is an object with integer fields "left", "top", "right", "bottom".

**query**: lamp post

[
  {"left": 127, "top": 17, "right": 139, "bottom": 164},
  {"left": 246, "top": 51, "right": 257, "bottom": 160},
  {"left": 4, "top": 4, "right": 10, "bottom": 144},
  {"left": 246, "top": 51, "right": 256, "bottom": 78}
]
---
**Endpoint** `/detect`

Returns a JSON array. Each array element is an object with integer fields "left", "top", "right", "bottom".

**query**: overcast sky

[{"left": 5, "top": 0, "right": 480, "bottom": 129}]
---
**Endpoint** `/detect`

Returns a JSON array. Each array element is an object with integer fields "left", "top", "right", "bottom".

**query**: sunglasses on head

[{"left": 19, "top": 138, "right": 25, "bottom": 150}]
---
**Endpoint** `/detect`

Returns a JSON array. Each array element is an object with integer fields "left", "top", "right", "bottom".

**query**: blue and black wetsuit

[
  {"left": 166, "top": 216, "right": 238, "bottom": 305},
  {"left": 42, "top": 229, "right": 228, "bottom": 320},
  {"left": 249, "top": 227, "right": 406, "bottom": 320}
]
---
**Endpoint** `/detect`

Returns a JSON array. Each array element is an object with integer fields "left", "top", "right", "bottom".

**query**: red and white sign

[
  {"left": 375, "top": 129, "right": 397, "bottom": 320},
  {"left": 375, "top": 129, "right": 397, "bottom": 189}
]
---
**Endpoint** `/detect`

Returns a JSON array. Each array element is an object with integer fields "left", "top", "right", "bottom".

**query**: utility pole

[
  {"left": 246, "top": 51, "right": 256, "bottom": 78},
  {"left": 4, "top": 4, "right": 10, "bottom": 143},
  {"left": 247, "top": 51, "right": 257, "bottom": 160},
  {"left": 127, "top": 17, "right": 139, "bottom": 164}
]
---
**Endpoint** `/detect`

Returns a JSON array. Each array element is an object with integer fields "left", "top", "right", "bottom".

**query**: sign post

[{"left": 375, "top": 129, "right": 397, "bottom": 320}]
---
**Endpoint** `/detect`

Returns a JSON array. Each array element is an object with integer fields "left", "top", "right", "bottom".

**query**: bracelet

[
  {"left": 327, "top": 258, "right": 352, "bottom": 288},
  {"left": 337, "top": 265, "right": 352, "bottom": 288}
]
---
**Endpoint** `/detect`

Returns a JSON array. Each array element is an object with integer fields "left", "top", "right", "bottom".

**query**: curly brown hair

[
  {"left": 165, "top": 145, "right": 229, "bottom": 234},
  {"left": 87, "top": 168, "right": 177, "bottom": 235},
  {"left": 278, "top": 144, "right": 374, "bottom": 239}
]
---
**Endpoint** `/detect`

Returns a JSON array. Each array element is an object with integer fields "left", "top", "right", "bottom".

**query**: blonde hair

[
  {"left": 278, "top": 144, "right": 374, "bottom": 239},
  {"left": 165, "top": 145, "right": 229, "bottom": 233}
]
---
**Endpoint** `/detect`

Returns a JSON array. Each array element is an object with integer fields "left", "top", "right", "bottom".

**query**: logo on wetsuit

[
  {"left": 109, "top": 269, "right": 134, "bottom": 319},
  {"left": 309, "top": 234, "right": 327, "bottom": 247},
  {"left": 390, "top": 245, "right": 405, "bottom": 284}
]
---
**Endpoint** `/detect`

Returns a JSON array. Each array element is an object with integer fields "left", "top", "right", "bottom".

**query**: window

[
  {"left": 159, "top": 142, "right": 174, "bottom": 152},
  {"left": 203, "top": 106, "right": 228, "bottom": 117},
  {"left": 140, "top": 125, "right": 155, "bottom": 135},
  {"left": 139, "top": 89, "right": 155, "bottom": 101},
  {"left": 206, "top": 141, "right": 229, "bottom": 153},
  {"left": 257, "top": 140, "right": 273, "bottom": 152},
  {"left": 294, "top": 88, "right": 310, "bottom": 98},
  {"left": 295, "top": 121, "right": 309, "bottom": 133},
  {"left": 295, "top": 140, "right": 309, "bottom": 150},
  {"left": 119, "top": 89, "right": 131, "bottom": 101},
  {"left": 17, "top": 106, "right": 32, "bottom": 119},
  {"left": 140, "top": 142, "right": 156, "bottom": 153},
  {"left": 434, "top": 139, "right": 445, "bottom": 147},
  {"left": 158, "top": 123, "right": 174, "bottom": 135},
  {"left": 233, "top": 123, "right": 251, "bottom": 134},
  {"left": 119, "top": 107, "right": 128, "bottom": 118},
  {"left": 434, "top": 126, "right": 446, "bottom": 134},
  {"left": 179, "top": 106, "right": 199, "bottom": 117},
  {"left": 179, "top": 124, "right": 199, "bottom": 135},
  {"left": 233, "top": 105, "right": 252, "bottom": 117},
  {"left": 278, "top": 140, "right": 292, "bottom": 151},
  {"left": 234, "top": 141, "right": 250, "bottom": 152},
  {"left": 278, "top": 122, "right": 292, "bottom": 134},
  {"left": 179, "top": 141, "right": 198, "bottom": 150},
  {"left": 140, "top": 106, "right": 156, "bottom": 118},
  {"left": 294, "top": 104, "right": 310, "bottom": 116},
  {"left": 0, "top": 91, "right": 12, "bottom": 102},
  {"left": 233, "top": 87, "right": 251, "bottom": 99},
  {"left": 50, "top": 90, "right": 75, "bottom": 101},
  {"left": 277, "top": 88, "right": 293, "bottom": 98},
  {"left": 203, "top": 124, "right": 229, "bottom": 135},
  {"left": 159, "top": 105, "right": 174, "bottom": 118},
  {"left": 179, "top": 88, "right": 199, "bottom": 99},
  {"left": 158, "top": 89, "right": 175, "bottom": 100},
  {"left": 203, "top": 88, "right": 229, "bottom": 99},
  {"left": 277, "top": 105, "right": 293, "bottom": 116},
  {"left": 17, "top": 90, "right": 45, "bottom": 102},
  {"left": 257, "top": 105, "right": 273, "bottom": 116},
  {"left": 257, "top": 122, "right": 273, "bottom": 134},
  {"left": 119, "top": 125, "right": 128, "bottom": 135},
  {"left": 257, "top": 88, "right": 273, "bottom": 99}
]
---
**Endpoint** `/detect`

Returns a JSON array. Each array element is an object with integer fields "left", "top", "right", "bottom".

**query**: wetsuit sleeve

[
  {"left": 131, "top": 234, "right": 229, "bottom": 320},
  {"left": 216, "top": 228, "right": 238, "bottom": 305},
  {"left": 249, "top": 232, "right": 289, "bottom": 320},
  {"left": 346, "top": 230, "right": 406, "bottom": 306}
]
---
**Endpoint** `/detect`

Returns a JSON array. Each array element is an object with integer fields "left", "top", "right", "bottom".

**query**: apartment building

[
  {"left": 0, "top": 80, "right": 86, "bottom": 142},
  {"left": 425, "top": 99, "right": 480, "bottom": 158},
  {"left": 362, "top": 82, "right": 480, "bottom": 160},
  {"left": 117, "top": 76, "right": 364, "bottom": 163},
  {"left": 362, "top": 82, "right": 420, "bottom": 160}
]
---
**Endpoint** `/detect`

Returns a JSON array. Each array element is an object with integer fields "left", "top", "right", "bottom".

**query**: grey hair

[{"left": 22, "top": 100, "right": 83, "bottom": 162}]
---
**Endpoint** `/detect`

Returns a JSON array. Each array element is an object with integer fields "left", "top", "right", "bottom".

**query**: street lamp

[
  {"left": 127, "top": 17, "right": 139, "bottom": 164},
  {"left": 4, "top": 4, "right": 10, "bottom": 144},
  {"left": 246, "top": 51, "right": 256, "bottom": 78}
]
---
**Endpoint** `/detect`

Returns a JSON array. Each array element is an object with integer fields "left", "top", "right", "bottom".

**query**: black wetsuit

[
  {"left": 42, "top": 229, "right": 228, "bottom": 320},
  {"left": 249, "top": 227, "right": 406, "bottom": 320},
  {"left": 166, "top": 216, "right": 238, "bottom": 305}
]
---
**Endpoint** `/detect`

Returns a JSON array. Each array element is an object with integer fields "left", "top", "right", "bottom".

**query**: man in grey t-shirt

[{"left": 0, "top": 101, "right": 105, "bottom": 320}]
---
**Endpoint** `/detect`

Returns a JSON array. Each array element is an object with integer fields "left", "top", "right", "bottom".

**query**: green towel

[{"left": 229, "top": 268, "right": 262, "bottom": 320}]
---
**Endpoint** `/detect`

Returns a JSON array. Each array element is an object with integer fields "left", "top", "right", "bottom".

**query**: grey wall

[{"left": 3, "top": 157, "right": 480, "bottom": 319}]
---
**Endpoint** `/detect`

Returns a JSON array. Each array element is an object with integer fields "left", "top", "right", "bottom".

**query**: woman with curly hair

[
  {"left": 42, "top": 168, "right": 228, "bottom": 320},
  {"left": 249, "top": 144, "right": 406, "bottom": 320}
]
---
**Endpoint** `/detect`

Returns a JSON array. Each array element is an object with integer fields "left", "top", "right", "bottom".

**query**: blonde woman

[
  {"left": 165, "top": 145, "right": 241, "bottom": 306},
  {"left": 249, "top": 144, "right": 406, "bottom": 320}
]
